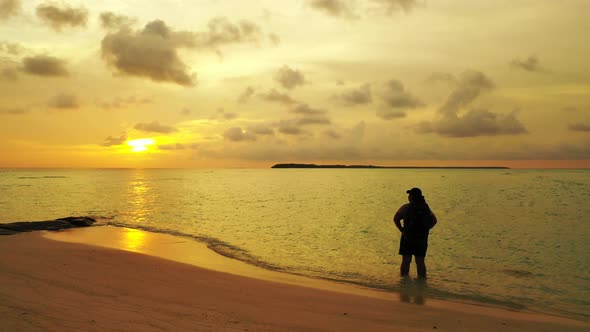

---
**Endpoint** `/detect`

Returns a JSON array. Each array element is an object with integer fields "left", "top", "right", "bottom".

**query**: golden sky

[{"left": 1, "top": 0, "right": 589, "bottom": 168}]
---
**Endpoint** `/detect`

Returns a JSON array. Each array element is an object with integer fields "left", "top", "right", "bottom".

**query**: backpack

[{"left": 404, "top": 202, "right": 432, "bottom": 238}]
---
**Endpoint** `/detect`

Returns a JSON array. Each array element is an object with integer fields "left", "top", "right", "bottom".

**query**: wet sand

[{"left": 1, "top": 227, "right": 587, "bottom": 332}]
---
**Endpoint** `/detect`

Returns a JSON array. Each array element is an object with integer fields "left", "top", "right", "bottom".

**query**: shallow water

[{"left": 1, "top": 168, "right": 589, "bottom": 320}]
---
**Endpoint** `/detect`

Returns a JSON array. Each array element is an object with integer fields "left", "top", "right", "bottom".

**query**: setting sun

[{"left": 127, "top": 138, "right": 155, "bottom": 153}]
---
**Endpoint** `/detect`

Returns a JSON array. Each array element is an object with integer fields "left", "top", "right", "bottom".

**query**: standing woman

[{"left": 393, "top": 188, "right": 437, "bottom": 279}]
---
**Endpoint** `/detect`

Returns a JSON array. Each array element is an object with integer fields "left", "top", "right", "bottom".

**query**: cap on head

[{"left": 406, "top": 187, "right": 423, "bottom": 197}]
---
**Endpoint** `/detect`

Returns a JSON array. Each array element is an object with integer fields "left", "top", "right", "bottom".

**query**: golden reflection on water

[
  {"left": 127, "top": 170, "right": 152, "bottom": 223},
  {"left": 121, "top": 228, "right": 147, "bottom": 252}
]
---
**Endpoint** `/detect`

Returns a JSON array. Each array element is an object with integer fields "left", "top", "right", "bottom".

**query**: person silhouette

[{"left": 393, "top": 188, "right": 437, "bottom": 279}]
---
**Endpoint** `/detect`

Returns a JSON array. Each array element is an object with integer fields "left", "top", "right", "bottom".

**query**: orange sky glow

[{"left": 1, "top": 0, "right": 589, "bottom": 169}]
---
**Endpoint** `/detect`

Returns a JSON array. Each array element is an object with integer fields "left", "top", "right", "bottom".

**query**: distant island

[{"left": 271, "top": 163, "right": 510, "bottom": 169}]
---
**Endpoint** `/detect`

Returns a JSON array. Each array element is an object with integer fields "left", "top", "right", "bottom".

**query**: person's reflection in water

[{"left": 398, "top": 276, "right": 427, "bottom": 305}]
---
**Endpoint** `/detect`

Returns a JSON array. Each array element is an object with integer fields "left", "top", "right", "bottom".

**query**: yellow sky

[{"left": 1, "top": 0, "right": 589, "bottom": 168}]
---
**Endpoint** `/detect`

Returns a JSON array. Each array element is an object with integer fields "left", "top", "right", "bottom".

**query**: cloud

[
  {"left": 180, "top": 107, "right": 191, "bottom": 116},
  {"left": 0, "top": 41, "right": 24, "bottom": 55},
  {"left": 36, "top": 1, "right": 88, "bottom": 31},
  {"left": 210, "top": 108, "right": 237, "bottom": 120},
  {"left": 439, "top": 70, "right": 494, "bottom": 116},
  {"left": 0, "top": 0, "right": 20, "bottom": 20},
  {"left": 96, "top": 95, "right": 153, "bottom": 109},
  {"left": 224, "top": 127, "right": 257, "bottom": 141},
  {"left": 1, "top": 66, "right": 18, "bottom": 80},
  {"left": 278, "top": 121, "right": 305, "bottom": 135},
  {"left": 247, "top": 124, "right": 274, "bottom": 135},
  {"left": 274, "top": 65, "right": 306, "bottom": 90},
  {"left": 101, "top": 17, "right": 263, "bottom": 86},
  {"left": 426, "top": 72, "right": 457, "bottom": 85},
  {"left": 101, "top": 20, "right": 197, "bottom": 86},
  {"left": 0, "top": 107, "right": 27, "bottom": 115},
  {"left": 295, "top": 115, "right": 331, "bottom": 126},
  {"left": 417, "top": 70, "right": 528, "bottom": 137},
  {"left": 511, "top": 55, "right": 541, "bottom": 72},
  {"left": 194, "top": 17, "right": 263, "bottom": 50},
  {"left": 258, "top": 88, "right": 297, "bottom": 105},
  {"left": 48, "top": 93, "right": 79, "bottom": 109},
  {"left": 101, "top": 134, "right": 127, "bottom": 147},
  {"left": 335, "top": 84, "right": 372, "bottom": 105},
  {"left": 134, "top": 121, "right": 177, "bottom": 134},
  {"left": 370, "top": 0, "right": 418, "bottom": 14},
  {"left": 21, "top": 55, "right": 69, "bottom": 77},
  {"left": 569, "top": 123, "right": 590, "bottom": 132},
  {"left": 291, "top": 103, "right": 326, "bottom": 115},
  {"left": 308, "top": 0, "right": 355, "bottom": 18},
  {"left": 237, "top": 86, "right": 255, "bottom": 103},
  {"left": 99, "top": 11, "right": 136, "bottom": 30},
  {"left": 269, "top": 33, "right": 280, "bottom": 46},
  {"left": 419, "top": 108, "right": 528, "bottom": 137},
  {"left": 382, "top": 80, "right": 423, "bottom": 109},
  {"left": 376, "top": 109, "right": 406, "bottom": 120},
  {"left": 158, "top": 143, "right": 198, "bottom": 150}
]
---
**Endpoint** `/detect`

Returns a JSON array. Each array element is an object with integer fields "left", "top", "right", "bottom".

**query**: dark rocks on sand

[{"left": 0, "top": 216, "right": 96, "bottom": 235}]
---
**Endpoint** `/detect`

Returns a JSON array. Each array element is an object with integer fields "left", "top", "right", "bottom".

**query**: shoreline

[{"left": 1, "top": 227, "right": 588, "bottom": 331}]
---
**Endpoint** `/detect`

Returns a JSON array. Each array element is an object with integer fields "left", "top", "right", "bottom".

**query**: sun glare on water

[{"left": 127, "top": 138, "right": 155, "bottom": 152}]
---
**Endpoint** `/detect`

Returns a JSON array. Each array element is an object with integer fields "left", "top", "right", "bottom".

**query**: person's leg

[
  {"left": 415, "top": 256, "right": 426, "bottom": 278},
  {"left": 401, "top": 255, "right": 412, "bottom": 276}
]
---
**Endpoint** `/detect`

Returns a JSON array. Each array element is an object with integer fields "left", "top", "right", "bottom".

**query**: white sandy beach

[{"left": 1, "top": 227, "right": 588, "bottom": 332}]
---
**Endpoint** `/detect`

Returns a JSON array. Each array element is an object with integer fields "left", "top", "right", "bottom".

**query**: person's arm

[
  {"left": 430, "top": 211, "right": 438, "bottom": 229},
  {"left": 393, "top": 205, "right": 406, "bottom": 234}
]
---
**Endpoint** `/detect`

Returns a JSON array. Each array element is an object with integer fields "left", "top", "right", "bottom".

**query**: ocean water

[{"left": 1, "top": 168, "right": 589, "bottom": 320}]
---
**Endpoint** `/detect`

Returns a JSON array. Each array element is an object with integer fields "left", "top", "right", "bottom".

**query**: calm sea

[{"left": 1, "top": 168, "right": 589, "bottom": 320}]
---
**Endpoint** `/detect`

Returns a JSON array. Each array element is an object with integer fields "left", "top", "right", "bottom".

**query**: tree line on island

[{"left": 271, "top": 163, "right": 510, "bottom": 169}]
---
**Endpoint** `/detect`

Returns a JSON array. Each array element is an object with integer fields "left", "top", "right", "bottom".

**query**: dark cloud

[
  {"left": 417, "top": 70, "right": 528, "bottom": 137},
  {"left": 511, "top": 55, "right": 541, "bottom": 72},
  {"left": 323, "top": 129, "right": 342, "bottom": 139},
  {"left": 269, "top": 33, "right": 280, "bottom": 46},
  {"left": 211, "top": 108, "right": 237, "bottom": 120},
  {"left": 569, "top": 123, "right": 590, "bottom": 132},
  {"left": 274, "top": 65, "right": 306, "bottom": 90},
  {"left": 247, "top": 124, "right": 274, "bottom": 135},
  {"left": 237, "top": 86, "right": 255, "bottom": 103},
  {"left": 291, "top": 103, "right": 326, "bottom": 115},
  {"left": 194, "top": 17, "right": 263, "bottom": 49},
  {"left": 419, "top": 108, "right": 527, "bottom": 137},
  {"left": 134, "top": 121, "right": 177, "bottom": 134},
  {"left": 308, "top": 0, "right": 355, "bottom": 18},
  {"left": 370, "top": 0, "right": 418, "bottom": 14},
  {"left": 376, "top": 109, "right": 406, "bottom": 120},
  {"left": 335, "top": 84, "right": 372, "bottom": 105},
  {"left": 101, "top": 134, "right": 127, "bottom": 147},
  {"left": 21, "top": 55, "right": 68, "bottom": 77},
  {"left": 0, "top": 41, "right": 24, "bottom": 55},
  {"left": 224, "top": 127, "right": 257, "bottom": 141},
  {"left": 278, "top": 121, "right": 305, "bottom": 135},
  {"left": 258, "top": 88, "right": 297, "bottom": 105},
  {"left": 0, "top": 107, "right": 27, "bottom": 115},
  {"left": 439, "top": 70, "right": 494, "bottom": 116},
  {"left": 36, "top": 2, "right": 88, "bottom": 31},
  {"left": 382, "top": 80, "right": 423, "bottom": 109},
  {"left": 295, "top": 115, "right": 331, "bottom": 126},
  {"left": 99, "top": 12, "right": 136, "bottom": 30},
  {"left": 101, "top": 20, "right": 197, "bottom": 86},
  {"left": 48, "top": 93, "right": 79, "bottom": 109},
  {"left": 426, "top": 72, "right": 457, "bottom": 85},
  {"left": 0, "top": 0, "right": 20, "bottom": 20},
  {"left": 180, "top": 107, "right": 191, "bottom": 116},
  {"left": 96, "top": 95, "right": 153, "bottom": 109},
  {"left": 101, "top": 17, "right": 263, "bottom": 86}
]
